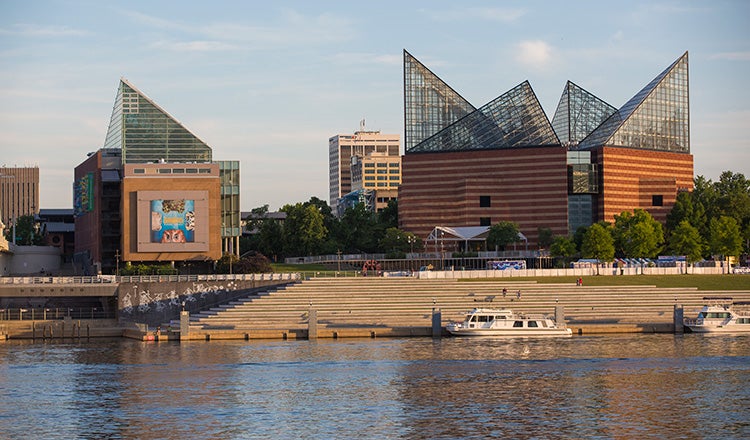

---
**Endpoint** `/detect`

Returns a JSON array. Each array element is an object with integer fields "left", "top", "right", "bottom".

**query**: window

[
  {"left": 652, "top": 195, "right": 663, "bottom": 206},
  {"left": 513, "top": 321, "right": 523, "bottom": 328},
  {"left": 480, "top": 217, "right": 491, "bottom": 226},
  {"left": 528, "top": 321, "right": 539, "bottom": 328},
  {"left": 479, "top": 195, "right": 491, "bottom": 207}
]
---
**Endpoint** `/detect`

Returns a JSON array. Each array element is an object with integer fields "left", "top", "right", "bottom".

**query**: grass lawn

[{"left": 460, "top": 274, "right": 750, "bottom": 291}]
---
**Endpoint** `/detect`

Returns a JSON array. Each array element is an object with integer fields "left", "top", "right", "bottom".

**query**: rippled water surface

[{"left": 1, "top": 334, "right": 748, "bottom": 439}]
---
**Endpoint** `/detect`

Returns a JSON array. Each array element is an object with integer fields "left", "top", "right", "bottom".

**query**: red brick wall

[
  {"left": 398, "top": 147, "right": 569, "bottom": 248},
  {"left": 595, "top": 147, "right": 694, "bottom": 223}
]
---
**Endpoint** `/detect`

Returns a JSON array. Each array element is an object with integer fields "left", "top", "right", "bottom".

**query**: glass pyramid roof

[
  {"left": 103, "top": 78, "right": 212, "bottom": 164},
  {"left": 551, "top": 81, "right": 617, "bottom": 147},
  {"left": 408, "top": 81, "right": 559, "bottom": 153},
  {"left": 577, "top": 52, "right": 689, "bottom": 152},
  {"left": 403, "top": 50, "right": 475, "bottom": 152}
]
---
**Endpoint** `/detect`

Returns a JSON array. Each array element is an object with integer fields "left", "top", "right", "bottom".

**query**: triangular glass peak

[
  {"left": 578, "top": 52, "right": 689, "bottom": 153},
  {"left": 103, "top": 78, "right": 212, "bottom": 164},
  {"left": 404, "top": 50, "right": 475, "bottom": 153},
  {"left": 409, "top": 81, "right": 559, "bottom": 153},
  {"left": 551, "top": 81, "right": 617, "bottom": 147}
]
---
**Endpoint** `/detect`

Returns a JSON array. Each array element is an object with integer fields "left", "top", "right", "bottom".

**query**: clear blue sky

[{"left": 1, "top": 0, "right": 748, "bottom": 211}]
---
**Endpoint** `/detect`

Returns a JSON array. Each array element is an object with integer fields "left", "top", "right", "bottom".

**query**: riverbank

[{"left": 3, "top": 276, "right": 750, "bottom": 341}]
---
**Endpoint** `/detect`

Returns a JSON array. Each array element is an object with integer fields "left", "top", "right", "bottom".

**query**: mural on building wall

[
  {"left": 150, "top": 199, "right": 195, "bottom": 243},
  {"left": 73, "top": 172, "right": 94, "bottom": 217}
]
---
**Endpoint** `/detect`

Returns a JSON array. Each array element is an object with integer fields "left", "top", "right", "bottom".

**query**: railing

[
  {"left": 0, "top": 273, "right": 301, "bottom": 285},
  {"left": 0, "top": 307, "right": 116, "bottom": 321}
]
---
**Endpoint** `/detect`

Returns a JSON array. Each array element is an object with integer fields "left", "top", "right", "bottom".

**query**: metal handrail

[
  {"left": 0, "top": 273, "right": 301, "bottom": 285},
  {"left": 0, "top": 307, "right": 116, "bottom": 321}
]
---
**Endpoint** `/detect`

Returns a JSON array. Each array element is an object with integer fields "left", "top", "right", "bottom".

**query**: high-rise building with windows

[
  {"left": 0, "top": 166, "right": 39, "bottom": 229},
  {"left": 328, "top": 123, "right": 400, "bottom": 215},
  {"left": 74, "top": 79, "right": 240, "bottom": 274},
  {"left": 398, "top": 50, "right": 693, "bottom": 247}
]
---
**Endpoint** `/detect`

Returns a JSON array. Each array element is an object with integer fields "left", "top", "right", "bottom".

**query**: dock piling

[
  {"left": 432, "top": 308, "right": 442, "bottom": 338},
  {"left": 673, "top": 304, "right": 684, "bottom": 334}
]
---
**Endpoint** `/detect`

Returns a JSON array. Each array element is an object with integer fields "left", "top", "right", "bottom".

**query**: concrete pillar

[
  {"left": 180, "top": 310, "right": 190, "bottom": 341},
  {"left": 555, "top": 306, "right": 565, "bottom": 327},
  {"left": 308, "top": 308, "right": 317, "bottom": 340},
  {"left": 432, "top": 308, "right": 442, "bottom": 338},
  {"left": 673, "top": 304, "right": 684, "bottom": 334}
]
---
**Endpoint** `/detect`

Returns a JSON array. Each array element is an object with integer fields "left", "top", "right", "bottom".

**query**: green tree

[
  {"left": 338, "top": 203, "right": 382, "bottom": 253},
  {"left": 714, "top": 171, "right": 750, "bottom": 254},
  {"left": 666, "top": 191, "right": 706, "bottom": 238},
  {"left": 379, "top": 227, "right": 408, "bottom": 253},
  {"left": 486, "top": 221, "right": 521, "bottom": 251},
  {"left": 257, "top": 219, "right": 283, "bottom": 261},
  {"left": 613, "top": 209, "right": 663, "bottom": 258},
  {"left": 550, "top": 236, "right": 577, "bottom": 267},
  {"left": 581, "top": 223, "right": 615, "bottom": 274},
  {"left": 709, "top": 216, "right": 743, "bottom": 270},
  {"left": 378, "top": 199, "right": 398, "bottom": 230},
  {"left": 4, "top": 214, "right": 43, "bottom": 245},
  {"left": 537, "top": 227, "right": 554, "bottom": 249},
  {"left": 714, "top": 171, "right": 750, "bottom": 222},
  {"left": 234, "top": 252, "right": 273, "bottom": 273},
  {"left": 668, "top": 220, "right": 705, "bottom": 264},
  {"left": 243, "top": 205, "right": 284, "bottom": 259},
  {"left": 281, "top": 202, "right": 327, "bottom": 256},
  {"left": 215, "top": 253, "right": 240, "bottom": 274}
]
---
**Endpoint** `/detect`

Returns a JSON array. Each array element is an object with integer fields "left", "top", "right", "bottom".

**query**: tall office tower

[
  {"left": 0, "top": 166, "right": 40, "bottom": 228},
  {"left": 328, "top": 122, "right": 400, "bottom": 214}
]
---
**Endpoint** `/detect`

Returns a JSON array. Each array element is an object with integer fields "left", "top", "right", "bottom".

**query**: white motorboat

[
  {"left": 446, "top": 307, "right": 572, "bottom": 337},
  {"left": 684, "top": 297, "right": 750, "bottom": 333}
]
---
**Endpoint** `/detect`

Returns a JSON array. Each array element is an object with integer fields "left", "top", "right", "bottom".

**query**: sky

[{"left": 1, "top": 0, "right": 748, "bottom": 211}]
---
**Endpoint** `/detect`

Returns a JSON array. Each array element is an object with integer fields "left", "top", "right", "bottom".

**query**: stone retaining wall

[{"left": 117, "top": 279, "right": 296, "bottom": 327}]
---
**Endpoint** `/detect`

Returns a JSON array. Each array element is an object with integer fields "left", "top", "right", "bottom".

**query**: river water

[{"left": 1, "top": 334, "right": 748, "bottom": 439}]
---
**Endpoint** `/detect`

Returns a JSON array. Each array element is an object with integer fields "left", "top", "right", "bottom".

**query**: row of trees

[
  {"left": 549, "top": 171, "right": 749, "bottom": 266},
  {"left": 243, "top": 171, "right": 749, "bottom": 265},
  {"left": 242, "top": 197, "right": 414, "bottom": 260}
]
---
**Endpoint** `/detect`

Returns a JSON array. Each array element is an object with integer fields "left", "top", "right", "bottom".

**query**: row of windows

[
  {"left": 132, "top": 168, "right": 214, "bottom": 175},
  {"left": 363, "top": 169, "right": 400, "bottom": 174},
  {"left": 364, "top": 176, "right": 400, "bottom": 181},
  {"left": 363, "top": 163, "right": 400, "bottom": 168}
]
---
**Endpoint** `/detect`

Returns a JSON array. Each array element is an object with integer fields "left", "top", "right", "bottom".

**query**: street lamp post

[{"left": 439, "top": 231, "right": 445, "bottom": 270}]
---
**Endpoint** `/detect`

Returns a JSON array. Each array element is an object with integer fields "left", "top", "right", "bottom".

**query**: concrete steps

[{"left": 162, "top": 277, "right": 750, "bottom": 336}]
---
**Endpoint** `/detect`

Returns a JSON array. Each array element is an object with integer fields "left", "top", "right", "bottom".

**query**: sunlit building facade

[
  {"left": 398, "top": 50, "right": 693, "bottom": 247},
  {"left": 74, "top": 79, "right": 239, "bottom": 274},
  {"left": 329, "top": 125, "right": 400, "bottom": 215},
  {"left": 0, "top": 166, "right": 40, "bottom": 230}
]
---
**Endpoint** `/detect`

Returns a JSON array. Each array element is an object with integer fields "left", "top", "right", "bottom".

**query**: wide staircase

[{"left": 167, "top": 277, "right": 750, "bottom": 339}]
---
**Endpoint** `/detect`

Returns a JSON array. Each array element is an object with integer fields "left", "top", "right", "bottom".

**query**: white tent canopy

[{"left": 426, "top": 226, "right": 527, "bottom": 252}]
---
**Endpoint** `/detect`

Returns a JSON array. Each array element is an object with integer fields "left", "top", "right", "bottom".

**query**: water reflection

[{"left": 1, "top": 335, "right": 748, "bottom": 439}]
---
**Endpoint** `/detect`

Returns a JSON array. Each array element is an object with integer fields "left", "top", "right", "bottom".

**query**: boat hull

[
  {"left": 684, "top": 325, "right": 750, "bottom": 333},
  {"left": 446, "top": 327, "right": 572, "bottom": 337}
]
